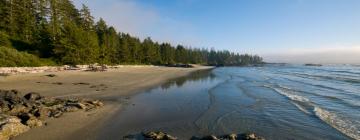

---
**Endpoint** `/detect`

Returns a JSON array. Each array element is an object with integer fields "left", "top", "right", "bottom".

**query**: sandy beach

[{"left": 0, "top": 66, "right": 212, "bottom": 140}]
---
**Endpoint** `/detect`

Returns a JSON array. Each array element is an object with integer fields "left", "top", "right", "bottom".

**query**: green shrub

[
  {"left": 0, "top": 31, "right": 11, "bottom": 47},
  {"left": 0, "top": 46, "right": 56, "bottom": 67}
]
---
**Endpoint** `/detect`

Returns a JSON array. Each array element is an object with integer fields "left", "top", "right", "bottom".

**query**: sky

[{"left": 74, "top": 0, "right": 360, "bottom": 64}]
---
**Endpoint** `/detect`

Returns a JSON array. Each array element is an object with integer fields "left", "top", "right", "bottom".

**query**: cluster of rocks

[
  {"left": 124, "top": 131, "right": 264, "bottom": 140},
  {"left": 143, "top": 131, "right": 177, "bottom": 140},
  {"left": 191, "top": 133, "right": 265, "bottom": 140},
  {"left": 0, "top": 89, "right": 103, "bottom": 140}
]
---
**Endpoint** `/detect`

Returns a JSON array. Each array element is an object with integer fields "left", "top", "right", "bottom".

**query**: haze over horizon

[{"left": 74, "top": 0, "right": 360, "bottom": 64}]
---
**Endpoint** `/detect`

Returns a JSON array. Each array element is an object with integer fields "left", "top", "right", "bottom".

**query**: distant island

[
  {"left": 0, "top": 0, "right": 262, "bottom": 67},
  {"left": 304, "top": 64, "right": 323, "bottom": 66}
]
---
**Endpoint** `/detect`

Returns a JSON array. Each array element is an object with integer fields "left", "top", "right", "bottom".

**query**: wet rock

[
  {"left": 0, "top": 89, "right": 104, "bottom": 139},
  {"left": 241, "top": 133, "right": 265, "bottom": 140},
  {"left": 42, "top": 98, "right": 64, "bottom": 107},
  {"left": 31, "top": 107, "right": 51, "bottom": 119},
  {"left": 26, "top": 117, "right": 43, "bottom": 128},
  {"left": 49, "top": 110, "right": 63, "bottom": 118},
  {"left": 143, "top": 131, "right": 177, "bottom": 140},
  {"left": 0, "top": 90, "right": 22, "bottom": 105},
  {"left": 9, "top": 104, "right": 29, "bottom": 115},
  {"left": 23, "top": 92, "right": 43, "bottom": 101},
  {"left": 191, "top": 133, "right": 264, "bottom": 140},
  {"left": 17, "top": 113, "right": 42, "bottom": 128},
  {"left": 199, "top": 135, "right": 219, "bottom": 140},
  {"left": 87, "top": 100, "right": 104, "bottom": 107},
  {"left": 228, "top": 134, "right": 237, "bottom": 140},
  {"left": 0, "top": 115, "right": 30, "bottom": 140},
  {"left": 66, "top": 102, "right": 87, "bottom": 110}
]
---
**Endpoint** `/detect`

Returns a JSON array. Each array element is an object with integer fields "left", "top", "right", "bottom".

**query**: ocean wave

[
  {"left": 292, "top": 102, "right": 311, "bottom": 115},
  {"left": 267, "top": 85, "right": 314, "bottom": 115},
  {"left": 271, "top": 86, "right": 310, "bottom": 103},
  {"left": 314, "top": 107, "right": 360, "bottom": 140}
]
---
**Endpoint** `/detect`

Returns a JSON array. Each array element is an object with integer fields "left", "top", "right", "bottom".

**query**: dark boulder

[{"left": 23, "top": 92, "right": 43, "bottom": 101}]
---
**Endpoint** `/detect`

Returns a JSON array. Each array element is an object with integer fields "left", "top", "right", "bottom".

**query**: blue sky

[{"left": 74, "top": 0, "right": 360, "bottom": 64}]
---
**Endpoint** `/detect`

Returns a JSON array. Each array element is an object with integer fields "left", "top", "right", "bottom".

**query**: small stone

[
  {"left": 45, "top": 74, "right": 56, "bottom": 77},
  {"left": 49, "top": 110, "right": 63, "bottom": 118},
  {"left": 87, "top": 100, "right": 104, "bottom": 107},
  {"left": 66, "top": 102, "right": 87, "bottom": 110}
]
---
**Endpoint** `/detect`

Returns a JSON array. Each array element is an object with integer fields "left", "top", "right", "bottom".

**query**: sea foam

[{"left": 314, "top": 107, "right": 360, "bottom": 140}]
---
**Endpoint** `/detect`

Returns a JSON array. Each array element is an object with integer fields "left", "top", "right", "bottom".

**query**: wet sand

[{"left": 0, "top": 65, "right": 212, "bottom": 140}]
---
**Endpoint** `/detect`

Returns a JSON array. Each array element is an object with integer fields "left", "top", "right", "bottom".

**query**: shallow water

[{"left": 98, "top": 65, "right": 359, "bottom": 140}]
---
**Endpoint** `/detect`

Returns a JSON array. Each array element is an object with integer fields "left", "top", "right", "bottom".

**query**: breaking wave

[
  {"left": 314, "top": 107, "right": 360, "bottom": 140},
  {"left": 265, "top": 85, "right": 310, "bottom": 103}
]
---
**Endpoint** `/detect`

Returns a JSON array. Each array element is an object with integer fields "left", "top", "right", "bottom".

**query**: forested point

[{"left": 0, "top": 0, "right": 263, "bottom": 67}]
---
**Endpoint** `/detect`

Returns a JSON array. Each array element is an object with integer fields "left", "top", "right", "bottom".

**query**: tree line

[{"left": 0, "top": 0, "right": 263, "bottom": 67}]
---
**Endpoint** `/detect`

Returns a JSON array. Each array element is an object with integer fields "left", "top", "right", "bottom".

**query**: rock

[
  {"left": 32, "top": 107, "right": 51, "bottom": 119},
  {"left": 49, "top": 110, "right": 63, "bottom": 118},
  {"left": 9, "top": 104, "right": 28, "bottom": 115},
  {"left": 45, "top": 74, "right": 56, "bottom": 77},
  {"left": 0, "top": 100, "right": 11, "bottom": 112},
  {"left": 26, "top": 117, "right": 43, "bottom": 128},
  {"left": 52, "top": 82, "right": 63, "bottom": 85},
  {"left": 16, "top": 113, "right": 43, "bottom": 128},
  {"left": 0, "top": 90, "right": 22, "bottom": 105},
  {"left": 241, "top": 133, "right": 265, "bottom": 140},
  {"left": 87, "top": 100, "right": 104, "bottom": 107},
  {"left": 190, "top": 133, "right": 264, "bottom": 140},
  {"left": 143, "top": 131, "right": 177, "bottom": 140},
  {"left": 72, "top": 82, "right": 90, "bottom": 85},
  {"left": 42, "top": 98, "right": 64, "bottom": 107},
  {"left": 23, "top": 92, "right": 43, "bottom": 101},
  {"left": 0, "top": 89, "right": 104, "bottom": 139},
  {"left": 201, "top": 135, "right": 219, "bottom": 140},
  {"left": 228, "top": 134, "right": 237, "bottom": 140},
  {"left": 66, "top": 102, "right": 87, "bottom": 110},
  {"left": 0, "top": 115, "right": 30, "bottom": 140}
]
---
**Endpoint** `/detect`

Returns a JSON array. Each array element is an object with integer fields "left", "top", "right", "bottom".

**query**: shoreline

[{"left": 0, "top": 65, "right": 213, "bottom": 140}]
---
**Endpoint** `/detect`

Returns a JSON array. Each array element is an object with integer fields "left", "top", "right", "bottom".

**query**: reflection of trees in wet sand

[{"left": 160, "top": 69, "right": 216, "bottom": 90}]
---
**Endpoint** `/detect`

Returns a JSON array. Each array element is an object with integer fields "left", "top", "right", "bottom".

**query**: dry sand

[{"left": 0, "top": 65, "right": 212, "bottom": 140}]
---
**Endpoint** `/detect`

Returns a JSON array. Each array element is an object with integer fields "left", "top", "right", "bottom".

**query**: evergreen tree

[
  {"left": 79, "top": 4, "right": 94, "bottom": 31},
  {"left": 0, "top": 0, "right": 263, "bottom": 67}
]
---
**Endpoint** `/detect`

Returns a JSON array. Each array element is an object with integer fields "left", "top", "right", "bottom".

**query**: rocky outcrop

[
  {"left": 0, "top": 89, "right": 103, "bottom": 140},
  {"left": 143, "top": 131, "right": 177, "bottom": 140},
  {"left": 0, "top": 115, "right": 30, "bottom": 140},
  {"left": 191, "top": 133, "right": 265, "bottom": 140},
  {"left": 124, "top": 131, "right": 264, "bottom": 140}
]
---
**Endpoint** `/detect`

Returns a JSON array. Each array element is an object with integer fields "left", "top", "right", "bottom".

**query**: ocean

[{"left": 99, "top": 64, "right": 359, "bottom": 140}]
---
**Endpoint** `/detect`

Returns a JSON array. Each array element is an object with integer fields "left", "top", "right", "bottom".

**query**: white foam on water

[
  {"left": 292, "top": 102, "right": 311, "bottom": 115},
  {"left": 265, "top": 84, "right": 360, "bottom": 139},
  {"left": 272, "top": 87, "right": 310, "bottom": 103},
  {"left": 314, "top": 106, "right": 360, "bottom": 140},
  {"left": 264, "top": 85, "right": 313, "bottom": 114}
]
